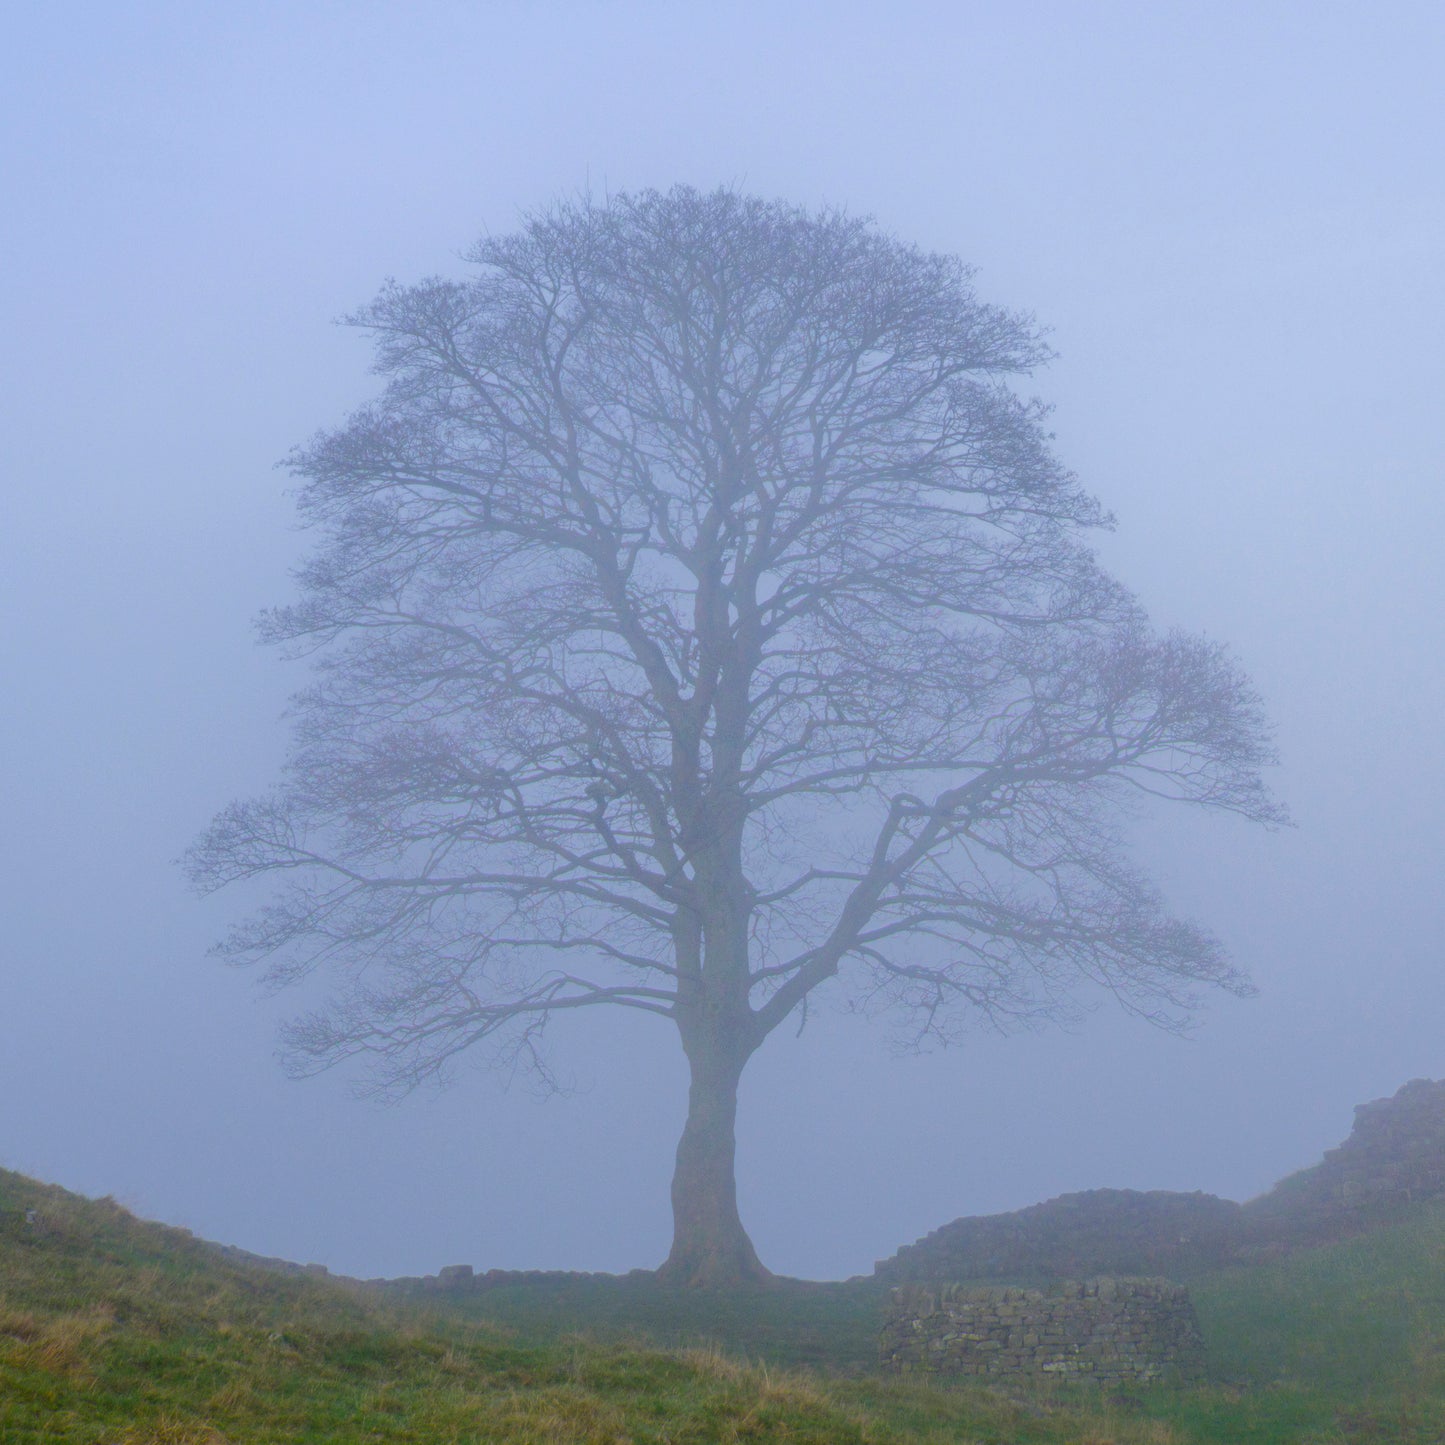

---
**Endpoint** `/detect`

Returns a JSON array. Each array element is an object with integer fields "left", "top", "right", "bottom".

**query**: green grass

[
  {"left": 424, "top": 1272, "right": 892, "bottom": 1371},
  {"left": 7, "top": 1166, "right": 1445, "bottom": 1442}
]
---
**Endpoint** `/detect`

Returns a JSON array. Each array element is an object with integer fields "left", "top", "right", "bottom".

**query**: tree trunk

[{"left": 657, "top": 1041, "right": 771, "bottom": 1286}]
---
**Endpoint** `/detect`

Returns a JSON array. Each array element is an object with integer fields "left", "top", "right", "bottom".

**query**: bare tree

[{"left": 188, "top": 187, "right": 1282, "bottom": 1286}]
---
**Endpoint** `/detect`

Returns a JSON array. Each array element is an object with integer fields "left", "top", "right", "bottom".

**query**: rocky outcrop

[
  {"left": 877, "top": 1079, "right": 1445, "bottom": 1285},
  {"left": 876, "top": 1188, "right": 1244, "bottom": 1284},
  {"left": 880, "top": 1276, "right": 1206, "bottom": 1384},
  {"left": 1241, "top": 1078, "right": 1445, "bottom": 1242}
]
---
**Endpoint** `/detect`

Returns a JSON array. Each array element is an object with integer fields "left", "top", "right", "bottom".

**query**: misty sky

[{"left": 2, "top": 2, "right": 1443, "bottom": 1282}]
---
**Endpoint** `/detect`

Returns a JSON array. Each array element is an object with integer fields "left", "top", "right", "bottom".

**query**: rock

[
  {"left": 875, "top": 1078, "right": 1445, "bottom": 1289},
  {"left": 875, "top": 1188, "right": 1244, "bottom": 1283}
]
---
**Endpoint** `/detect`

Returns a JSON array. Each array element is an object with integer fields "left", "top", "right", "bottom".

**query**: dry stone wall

[{"left": 880, "top": 1277, "right": 1206, "bottom": 1385}]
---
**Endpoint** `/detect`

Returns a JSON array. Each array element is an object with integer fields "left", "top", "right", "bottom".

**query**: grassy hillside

[
  {"left": 1187, "top": 1206, "right": 1445, "bottom": 1438},
  {"left": 7, "top": 1165, "right": 1445, "bottom": 1442},
  {"left": 418, "top": 1272, "right": 892, "bottom": 1371},
  {"left": 0, "top": 1167, "right": 1186, "bottom": 1443}
]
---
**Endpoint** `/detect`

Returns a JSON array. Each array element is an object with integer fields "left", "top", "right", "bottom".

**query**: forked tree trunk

[{"left": 657, "top": 1041, "right": 772, "bottom": 1287}]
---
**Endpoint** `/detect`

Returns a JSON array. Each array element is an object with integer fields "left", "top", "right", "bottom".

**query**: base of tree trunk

[
  {"left": 662, "top": 1040, "right": 773, "bottom": 1288},
  {"left": 655, "top": 1237, "right": 774, "bottom": 1288}
]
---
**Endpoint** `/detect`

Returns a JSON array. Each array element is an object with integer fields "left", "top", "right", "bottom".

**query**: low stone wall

[
  {"left": 880, "top": 1277, "right": 1206, "bottom": 1385},
  {"left": 397, "top": 1265, "right": 643, "bottom": 1293}
]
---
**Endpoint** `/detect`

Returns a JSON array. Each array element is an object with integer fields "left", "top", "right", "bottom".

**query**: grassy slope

[
  {"left": 1182, "top": 1208, "right": 1445, "bottom": 1441},
  {"left": 424, "top": 1274, "right": 892, "bottom": 1371},
  {"left": 0, "top": 1169, "right": 1180, "bottom": 1444},
  {"left": 6, "top": 1166, "right": 1445, "bottom": 1443}
]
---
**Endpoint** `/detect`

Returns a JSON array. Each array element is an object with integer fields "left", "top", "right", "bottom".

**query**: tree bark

[{"left": 657, "top": 1040, "right": 771, "bottom": 1286}]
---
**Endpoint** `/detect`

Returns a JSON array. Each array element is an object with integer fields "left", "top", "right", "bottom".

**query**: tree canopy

[{"left": 189, "top": 186, "right": 1281, "bottom": 1284}]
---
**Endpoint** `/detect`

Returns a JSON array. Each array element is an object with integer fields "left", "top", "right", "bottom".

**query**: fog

[{"left": 2, "top": 3, "right": 1442, "bottom": 1282}]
